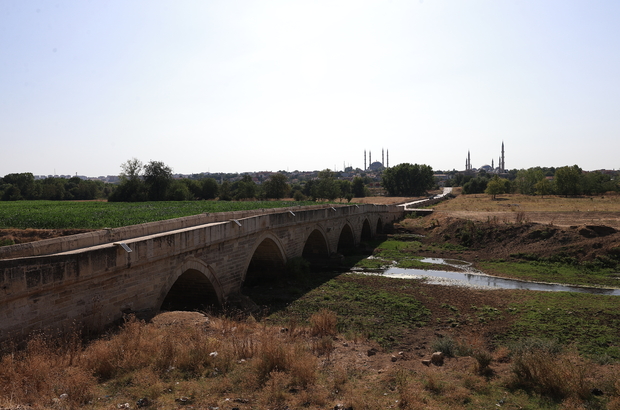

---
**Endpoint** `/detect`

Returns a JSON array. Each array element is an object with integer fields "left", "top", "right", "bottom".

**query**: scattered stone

[
  {"left": 136, "top": 397, "right": 150, "bottom": 407},
  {"left": 175, "top": 396, "right": 192, "bottom": 404},
  {"left": 209, "top": 351, "right": 218, "bottom": 357},
  {"left": 421, "top": 359, "right": 431, "bottom": 366},
  {"left": 59, "top": 393, "right": 68, "bottom": 400},
  {"left": 391, "top": 355, "right": 398, "bottom": 362},
  {"left": 591, "top": 388, "right": 604, "bottom": 396},
  {"left": 117, "top": 404, "right": 130, "bottom": 409},
  {"left": 431, "top": 351, "right": 444, "bottom": 366},
  {"left": 367, "top": 348, "right": 378, "bottom": 356}
]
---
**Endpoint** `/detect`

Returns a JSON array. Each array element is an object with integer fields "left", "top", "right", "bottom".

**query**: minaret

[
  {"left": 492, "top": 159, "right": 494, "bottom": 169},
  {"left": 369, "top": 151, "right": 372, "bottom": 167},
  {"left": 382, "top": 148, "right": 385, "bottom": 167},
  {"left": 500, "top": 142, "right": 505, "bottom": 172},
  {"left": 387, "top": 150, "right": 389, "bottom": 168},
  {"left": 364, "top": 150, "right": 367, "bottom": 171}
]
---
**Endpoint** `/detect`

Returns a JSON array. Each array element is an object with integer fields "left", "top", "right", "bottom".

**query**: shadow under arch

[
  {"left": 337, "top": 222, "right": 356, "bottom": 254},
  {"left": 302, "top": 228, "right": 330, "bottom": 265},
  {"left": 376, "top": 217, "right": 384, "bottom": 235},
  {"left": 361, "top": 218, "right": 372, "bottom": 241},
  {"left": 158, "top": 258, "right": 223, "bottom": 312},
  {"left": 243, "top": 233, "right": 287, "bottom": 287}
]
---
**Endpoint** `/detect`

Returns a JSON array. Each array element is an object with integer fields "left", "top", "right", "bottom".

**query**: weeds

[{"left": 508, "top": 338, "right": 591, "bottom": 401}]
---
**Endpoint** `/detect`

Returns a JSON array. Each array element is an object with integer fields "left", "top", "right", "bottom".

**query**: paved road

[{"left": 399, "top": 187, "right": 452, "bottom": 210}]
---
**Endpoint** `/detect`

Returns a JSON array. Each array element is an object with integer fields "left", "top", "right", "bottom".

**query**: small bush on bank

[{"left": 508, "top": 338, "right": 591, "bottom": 402}]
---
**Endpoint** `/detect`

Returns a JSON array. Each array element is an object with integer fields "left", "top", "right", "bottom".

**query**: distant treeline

[
  {"left": 444, "top": 166, "right": 619, "bottom": 196},
  {"left": 108, "top": 160, "right": 367, "bottom": 202},
  {"left": 0, "top": 173, "right": 113, "bottom": 201},
  {"left": 0, "top": 159, "right": 370, "bottom": 202}
]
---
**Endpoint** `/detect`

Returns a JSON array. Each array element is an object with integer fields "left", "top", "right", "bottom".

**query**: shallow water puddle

[{"left": 357, "top": 257, "right": 620, "bottom": 295}]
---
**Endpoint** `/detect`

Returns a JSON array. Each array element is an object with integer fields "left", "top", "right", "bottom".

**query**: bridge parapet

[{"left": 1, "top": 204, "right": 399, "bottom": 260}]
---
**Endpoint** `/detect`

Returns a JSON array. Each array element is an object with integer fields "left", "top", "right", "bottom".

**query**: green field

[{"left": 0, "top": 200, "right": 318, "bottom": 229}]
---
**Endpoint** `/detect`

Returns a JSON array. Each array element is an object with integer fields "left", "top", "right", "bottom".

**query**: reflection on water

[{"left": 366, "top": 257, "right": 620, "bottom": 295}]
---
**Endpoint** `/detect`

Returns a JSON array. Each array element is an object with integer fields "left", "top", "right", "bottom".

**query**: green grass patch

[
  {"left": 351, "top": 239, "right": 463, "bottom": 271},
  {"left": 267, "top": 274, "right": 430, "bottom": 348},
  {"left": 0, "top": 200, "right": 318, "bottom": 229},
  {"left": 372, "top": 239, "right": 423, "bottom": 260},
  {"left": 503, "top": 292, "right": 620, "bottom": 361},
  {"left": 478, "top": 260, "right": 620, "bottom": 288}
]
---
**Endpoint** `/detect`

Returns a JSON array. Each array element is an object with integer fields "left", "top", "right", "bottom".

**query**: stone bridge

[{"left": 0, "top": 204, "right": 404, "bottom": 340}]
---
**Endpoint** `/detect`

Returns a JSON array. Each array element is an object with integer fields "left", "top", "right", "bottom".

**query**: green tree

[
  {"left": 168, "top": 180, "right": 192, "bottom": 200},
  {"left": 316, "top": 169, "right": 340, "bottom": 201},
  {"left": 109, "top": 158, "right": 148, "bottom": 202},
  {"left": 1, "top": 184, "right": 22, "bottom": 201},
  {"left": 515, "top": 168, "right": 544, "bottom": 195},
  {"left": 181, "top": 178, "right": 202, "bottom": 199},
  {"left": 40, "top": 178, "right": 67, "bottom": 200},
  {"left": 381, "top": 163, "right": 434, "bottom": 196},
  {"left": 219, "top": 181, "right": 232, "bottom": 200},
  {"left": 352, "top": 176, "right": 366, "bottom": 197},
  {"left": 1, "top": 173, "right": 36, "bottom": 199},
  {"left": 580, "top": 171, "right": 614, "bottom": 195},
  {"left": 232, "top": 175, "right": 256, "bottom": 200},
  {"left": 462, "top": 176, "right": 489, "bottom": 194},
  {"left": 535, "top": 178, "right": 552, "bottom": 198},
  {"left": 554, "top": 165, "right": 582, "bottom": 197},
  {"left": 485, "top": 175, "right": 506, "bottom": 200},
  {"left": 201, "top": 178, "right": 219, "bottom": 200},
  {"left": 144, "top": 160, "right": 173, "bottom": 201},
  {"left": 338, "top": 180, "right": 352, "bottom": 202},
  {"left": 263, "top": 173, "right": 290, "bottom": 199},
  {"left": 302, "top": 180, "right": 317, "bottom": 201}
]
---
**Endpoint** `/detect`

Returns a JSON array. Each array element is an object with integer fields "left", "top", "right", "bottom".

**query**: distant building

[{"left": 363, "top": 148, "right": 389, "bottom": 171}]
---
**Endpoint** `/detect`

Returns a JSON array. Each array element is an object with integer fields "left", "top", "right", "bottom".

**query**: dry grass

[
  {"left": 433, "top": 193, "right": 620, "bottom": 213},
  {"left": 508, "top": 340, "right": 592, "bottom": 402},
  {"left": 2, "top": 312, "right": 620, "bottom": 409}
]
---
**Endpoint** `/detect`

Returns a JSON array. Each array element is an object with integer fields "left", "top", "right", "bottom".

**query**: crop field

[{"left": 0, "top": 200, "right": 318, "bottom": 229}]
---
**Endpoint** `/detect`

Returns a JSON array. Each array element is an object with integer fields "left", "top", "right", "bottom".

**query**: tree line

[
  {"left": 107, "top": 159, "right": 371, "bottom": 203},
  {"left": 0, "top": 173, "right": 112, "bottom": 201},
  {"left": 444, "top": 165, "right": 618, "bottom": 198}
]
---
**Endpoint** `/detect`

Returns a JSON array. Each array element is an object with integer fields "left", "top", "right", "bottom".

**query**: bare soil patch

[{"left": 400, "top": 213, "right": 620, "bottom": 265}]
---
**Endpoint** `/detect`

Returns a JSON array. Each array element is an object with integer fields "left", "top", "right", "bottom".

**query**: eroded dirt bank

[{"left": 399, "top": 214, "right": 620, "bottom": 267}]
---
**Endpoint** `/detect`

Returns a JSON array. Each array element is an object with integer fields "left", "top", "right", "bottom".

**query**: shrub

[
  {"left": 309, "top": 309, "right": 337, "bottom": 337},
  {"left": 508, "top": 338, "right": 591, "bottom": 401},
  {"left": 430, "top": 336, "right": 461, "bottom": 357}
]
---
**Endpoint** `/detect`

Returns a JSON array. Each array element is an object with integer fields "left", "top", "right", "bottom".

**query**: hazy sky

[{"left": 2, "top": 1, "right": 619, "bottom": 177}]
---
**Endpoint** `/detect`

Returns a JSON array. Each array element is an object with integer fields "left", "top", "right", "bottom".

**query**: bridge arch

[
  {"left": 361, "top": 218, "right": 372, "bottom": 241},
  {"left": 376, "top": 217, "right": 384, "bottom": 235},
  {"left": 158, "top": 258, "right": 223, "bottom": 311},
  {"left": 243, "top": 233, "right": 287, "bottom": 286},
  {"left": 302, "top": 227, "right": 330, "bottom": 263},
  {"left": 337, "top": 222, "right": 356, "bottom": 253}
]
